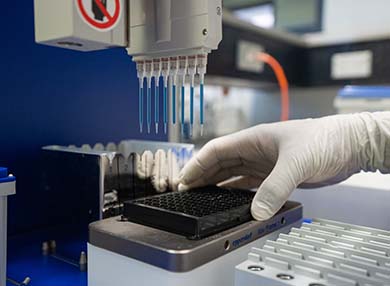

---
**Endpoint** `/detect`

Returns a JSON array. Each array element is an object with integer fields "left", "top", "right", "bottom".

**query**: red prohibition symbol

[{"left": 77, "top": 0, "right": 121, "bottom": 30}]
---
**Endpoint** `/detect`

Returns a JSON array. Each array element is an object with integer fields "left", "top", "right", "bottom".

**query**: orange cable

[{"left": 257, "top": 53, "right": 290, "bottom": 121}]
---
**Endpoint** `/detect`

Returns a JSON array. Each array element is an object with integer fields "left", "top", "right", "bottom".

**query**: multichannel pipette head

[
  {"left": 136, "top": 53, "right": 209, "bottom": 137},
  {"left": 35, "top": 0, "right": 222, "bottom": 137},
  {"left": 152, "top": 59, "right": 162, "bottom": 133},
  {"left": 127, "top": 0, "right": 221, "bottom": 138}
]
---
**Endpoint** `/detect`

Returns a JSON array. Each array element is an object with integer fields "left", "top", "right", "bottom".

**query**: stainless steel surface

[
  {"left": 89, "top": 201, "right": 302, "bottom": 272},
  {"left": 42, "top": 141, "right": 194, "bottom": 220}
]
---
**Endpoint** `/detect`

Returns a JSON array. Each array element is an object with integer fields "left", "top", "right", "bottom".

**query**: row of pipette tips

[{"left": 136, "top": 54, "right": 207, "bottom": 137}]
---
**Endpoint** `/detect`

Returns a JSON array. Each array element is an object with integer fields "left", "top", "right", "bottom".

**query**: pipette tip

[
  {"left": 140, "top": 123, "right": 143, "bottom": 133},
  {"left": 190, "top": 124, "right": 193, "bottom": 138},
  {"left": 155, "top": 123, "right": 159, "bottom": 134},
  {"left": 200, "top": 124, "right": 204, "bottom": 137},
  {"left": 164, "top": 123, "right": 167, "bottom": 134},
  {"left": 147, "top": 124, "right": 151, "bottom": 134}
]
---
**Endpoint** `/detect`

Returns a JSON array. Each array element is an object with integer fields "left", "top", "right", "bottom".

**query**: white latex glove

[
  {"left": 136, "top": 149, "right": 181, "bottom": 192},
  {"left": 136, "top": 151, "right": 154, "bottom": 179},
  {"left": 151, "top": 149, "right": 180, "bottom": 192},
  {"left": 179, "top": 112, "right": 390, "bottom": 221}
]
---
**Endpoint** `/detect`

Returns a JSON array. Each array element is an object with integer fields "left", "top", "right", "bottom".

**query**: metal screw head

[
  {"left": 248, "top": 265, "right": 264, "bottom": 272},
  {"left": 217, "top": 6, "right": 222, "bottom": 16},
  {"left": 118, "top": 215, "right": 128, "bottom": 222},
  {"left": 277, "top": 273, "right": 294, "bottom": 280},
  {"left": 79, "top": 251, "right": 87, "bottom": 272},
  {"left": 49, "top": 240, "right": 57, "bottom": 251},
  {"left": 202, "top": 29, "right": 208, "bottom": 36},
  {"left": 21, "top": 277, "right": 31, "bottom": 285},
  {"left": 224, "top": 240, "right": 230, "bottom": 250},
  {"left": 42, "top": 241, "right": 49, "bottom": 255}
]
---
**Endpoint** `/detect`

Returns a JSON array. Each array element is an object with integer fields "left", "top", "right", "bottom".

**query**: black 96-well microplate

[{"left": 123, "top": 186, "right": 255, "bottom": 239}]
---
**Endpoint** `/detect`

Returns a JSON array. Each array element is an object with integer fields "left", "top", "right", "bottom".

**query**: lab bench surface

[{"left": 7, "top": 224, "right": 88, "bottom": 286}]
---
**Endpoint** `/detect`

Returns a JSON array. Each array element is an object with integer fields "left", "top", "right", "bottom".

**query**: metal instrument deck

[{"left": 89, "top": 201, "right": 302, "bottom": 272}]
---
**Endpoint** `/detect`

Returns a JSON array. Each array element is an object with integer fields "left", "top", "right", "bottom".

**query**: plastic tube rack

[{"left": 0, "top": 168, "right": 16, "bottom": 286}]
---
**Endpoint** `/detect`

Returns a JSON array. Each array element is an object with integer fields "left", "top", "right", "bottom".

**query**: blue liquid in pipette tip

[
  {"left": 181, "top": 86, "right": 185, "bottom": 135},
  {"left": 139, "top": 86, "right": 143, "bottom": 133},
  {"left": 155, "top": 82, "right": 159, "bottom": 133},
  {"left": 190, "top": 86, "right": 194, "bottom": 137},
  {"left": 163, "top": 86, "right": 168, "bottom": 134},
  {"left": 172, "top": 85, "right": 176, "bottom": 125},
  {"left": 147, "top": 86, "right": 151, "bottom": 134},
  {"left": 200, "top": 83, "right": 204, "bottom": 136}
]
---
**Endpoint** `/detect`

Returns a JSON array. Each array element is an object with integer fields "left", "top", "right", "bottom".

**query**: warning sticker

[{"left": 76, "top": 0, "right": 122, "bottom": 31}]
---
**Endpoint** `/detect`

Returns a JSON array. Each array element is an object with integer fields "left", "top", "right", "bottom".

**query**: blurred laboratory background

[{"left": 172, "top": 0, "right": 390, "bottom": 145}]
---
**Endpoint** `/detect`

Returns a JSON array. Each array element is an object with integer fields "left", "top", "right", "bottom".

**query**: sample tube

[
  {"left": 169, "top": 57, "right": 179, "bottom": 126},
  {"left": 153, "top": 59, "right": 162, "bottom": 134},
  {"left": 188, "top": 56, "right": 197, "bottom": 137},
  {"left": 139, "top": 79, "right": 144, "bottom": 133},
  {"left": 200, "top": 80, "right": 204, "bottom": 136},
  {"left": 172, "top": 83, "right": 176, "bottom": 125},
  {"left": 147, "top": 79, "right": 151, "bottom": 134},
  {"left": 178, "top": 56, "right": 188, "bottom": 136},
  {"left": 181, "top": 83, "right": 185, "bottom": 135},
  {"left": 136, "top": 61, "right": 145, "bottom": 133},
  {"left": 161, "top": 58, "right": 170, "bottom": 134},
  {"left": 197, "top": 54, "right": 208, "bottom": 136},
  {"left": 145, "top": 60, "right": 153, "bottom": 134}
]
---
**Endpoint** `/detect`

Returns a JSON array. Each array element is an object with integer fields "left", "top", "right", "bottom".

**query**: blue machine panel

[
  {"left": 2, "top": 2, "right": 167, "bottom": 285},
  {"left": 2, "top": 1, "right": 167, "bottom": 235}
]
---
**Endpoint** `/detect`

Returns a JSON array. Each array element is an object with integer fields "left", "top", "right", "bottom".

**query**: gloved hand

[{"left": 179, "top": 112, "right": 390, "bottom": 221}]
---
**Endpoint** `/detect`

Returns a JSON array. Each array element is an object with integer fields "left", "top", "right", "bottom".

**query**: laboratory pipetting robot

[{"left": 34, "top": 0, "right": 223, "bottom": 136}]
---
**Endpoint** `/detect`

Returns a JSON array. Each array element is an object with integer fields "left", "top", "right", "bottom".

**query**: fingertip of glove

[
  {"left": 178, "top": 183, "right": 189, "bottom": 192},
  {"left": 250, "top": 200, "right": 275, "bottom": 221}
]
